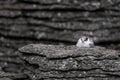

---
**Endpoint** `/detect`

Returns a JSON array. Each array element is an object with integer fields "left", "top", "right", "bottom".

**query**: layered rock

[
  {"left": 0, "top": 52, "right": 28, "bottom": 80},
  {"left": 18, "top": 44, "right": 120, "bottom": 80},
  {"left": 1, "top": 0, "right": 120, "bottom": 79},
  {"left": 0, "top": 0, "right": 120, "bottom": 52}
]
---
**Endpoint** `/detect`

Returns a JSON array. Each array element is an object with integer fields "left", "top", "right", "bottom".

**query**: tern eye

[
  {"left": 81, "top": 37, "right": 88, "bottom": 42},
  {"left": 83, "top": 37, "right": 88, "bottom": 41}
]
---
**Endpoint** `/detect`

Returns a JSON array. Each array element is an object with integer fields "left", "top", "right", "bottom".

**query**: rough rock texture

[
  {"left": 1, "top": 0, "right": 120, "bottom": 80},
  {"left": 18, "top": 44, "right": 120, "bottom": 80},
  {"left": 0, "top": 53, "right": 29, "bottom": 80},
  {"left": 1, "top": 0, "right": 120, "bottom": 53}
]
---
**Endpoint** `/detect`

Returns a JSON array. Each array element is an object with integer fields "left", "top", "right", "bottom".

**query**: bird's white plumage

[{"left": 76, "top": 36, "right": 94, "bottom": 48}]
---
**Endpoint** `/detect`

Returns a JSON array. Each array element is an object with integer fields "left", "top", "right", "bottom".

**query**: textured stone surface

[
  {"left": 18, "top": 44, "right": 120, "bottom": 80},
  {"left": 0, "top": 54, "right": 28, "bottom": 80},
  {"left": 0, "top": 0, "right": 120, "bottom": 52},
  {"left": 0, "top": 71, "right": 27, "bottom": 79},
  {"left": 1, "top": 0, "right": 120, "bottom": 80}
]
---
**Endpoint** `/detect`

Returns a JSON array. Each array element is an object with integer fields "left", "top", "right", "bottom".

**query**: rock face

[
  {"left": 0, "top": 0, "right": 120, "bottom": 53},
  {"left": 18, "top": 44, "right": 120, "bottom": 80},
  {"left": 0, "top": 0, "right": 120, "bottom": 80},
  {"left": 0, "top": 52, "right": 28, "bottom": 80}
]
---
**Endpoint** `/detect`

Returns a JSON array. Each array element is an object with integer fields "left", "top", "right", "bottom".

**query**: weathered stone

[
  {"left": 0, "top": 0, "right": 120, "bottom": 51},
  {"left": 18, "top": 44, "right": 120, "bottom": 80},
  {"left": 0, "top": 70, "right": 27, "bottom": 80},
  {"left": 0, "top": 78, "right": 12, "bottom": 80},
  {"left": 1, "top": 0, "right": 120, "bottom": 79}
]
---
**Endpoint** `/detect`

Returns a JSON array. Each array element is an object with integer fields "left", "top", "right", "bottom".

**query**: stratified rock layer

[
  {"left": 1, "top": 0, "right": 120, "bottom": 80},
  {"left": 1, "top": 0, "right": 120, "bottom": 53},
  {"left": 18, "top": 44, "right": 120, "bottom": 80},
  {"left": 0, "top": 53, "right": 28, "bottom": 80}
]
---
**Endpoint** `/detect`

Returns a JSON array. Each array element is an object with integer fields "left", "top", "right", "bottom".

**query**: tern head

[{"left": 76, "top": 36, "right": 94, "bottom": 48}]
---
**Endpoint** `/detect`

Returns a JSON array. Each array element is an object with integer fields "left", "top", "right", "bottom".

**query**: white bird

[{"left": 76, "top": 36, "right": 94, "bottom": 48}]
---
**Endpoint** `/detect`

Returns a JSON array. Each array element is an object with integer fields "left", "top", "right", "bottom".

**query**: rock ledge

[{"left": 18, "top": 44, "right": 120, "bottom": 80}]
